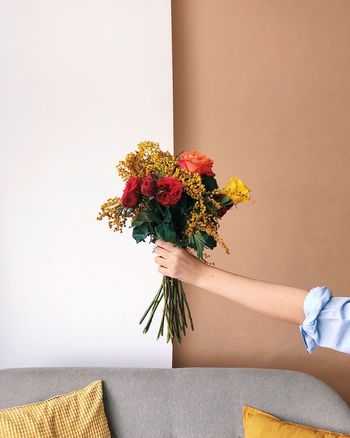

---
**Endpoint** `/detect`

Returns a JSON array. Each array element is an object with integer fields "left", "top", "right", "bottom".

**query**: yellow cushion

[
  {"left": 0, "top": 380, "right": 111, "bottom": 438},
  {"left": 243, "top": 405, "right": 349, "bottom": 438}
]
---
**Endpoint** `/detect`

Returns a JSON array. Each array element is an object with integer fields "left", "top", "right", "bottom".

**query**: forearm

[
  {"left": 194, "top": 264, "right": 307, "bottom": 325},
  {"left": 154, "top": 240, "right": 307, "bottom": 325}
]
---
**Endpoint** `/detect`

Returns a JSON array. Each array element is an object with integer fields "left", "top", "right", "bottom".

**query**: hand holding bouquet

[{"left": 98, "top": 141, "right": 250, "bottom": 343}]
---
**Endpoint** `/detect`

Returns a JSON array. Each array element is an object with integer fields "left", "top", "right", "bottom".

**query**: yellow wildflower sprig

[
  {"left": 172, "top": 167, "right": 205, "bottom": 200},
  {"left": 97, "top": 197, "right": 137, "bottom": 233},
  {"left": 117, "top": 141, "right": 177, "bottom": 181}
]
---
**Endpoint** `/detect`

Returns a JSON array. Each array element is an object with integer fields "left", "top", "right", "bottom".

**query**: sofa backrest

[{"left": 0, "top": 367, "right": 349, "bottom": 437}]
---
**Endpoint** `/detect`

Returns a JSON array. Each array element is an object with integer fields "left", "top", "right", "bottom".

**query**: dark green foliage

[
  {"left": 155, "top": 221, "right": 177, "bottom": 243},
  {"left": 202, "top": 175, "right": 219, "bottom": 191},
  {"left": 132, "top": 223, "right": 150, "bottom": 243},
  {"left": 188, "top": 231, "right": 217, "bottom": 258}
]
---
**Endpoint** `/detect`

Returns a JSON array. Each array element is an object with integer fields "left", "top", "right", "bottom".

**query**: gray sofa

[{"left": 0, "top": 368, "right": 350, "bottom": 437}]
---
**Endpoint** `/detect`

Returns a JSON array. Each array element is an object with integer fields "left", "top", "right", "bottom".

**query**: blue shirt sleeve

[{"left": 299, "top": 286, "right": 350, "bottom": 354}]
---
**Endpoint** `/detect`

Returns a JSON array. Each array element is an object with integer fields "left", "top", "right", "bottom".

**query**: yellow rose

[{"left": 223, "top": 177, "right": 251, "bottom": 204}]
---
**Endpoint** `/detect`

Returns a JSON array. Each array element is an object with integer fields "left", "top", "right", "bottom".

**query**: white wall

[{"left": 0, "top": 0, "right": 172, "bottom": 367}]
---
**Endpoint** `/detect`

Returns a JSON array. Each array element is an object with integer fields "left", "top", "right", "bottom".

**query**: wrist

[{"left": 191, "top": 259, "right": 212, "bottom": 289}]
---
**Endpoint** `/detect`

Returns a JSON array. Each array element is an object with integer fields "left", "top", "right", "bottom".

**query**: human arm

[
  {"left": 154, "top": 240, "right": 307, "bottom": 325},
  {"left": 154, "top": 240, "right": 350, "bottom": 354}
]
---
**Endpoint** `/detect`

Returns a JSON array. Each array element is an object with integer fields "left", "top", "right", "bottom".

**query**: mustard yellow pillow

[
  {"left": 243, "top": 405, "right": 349, "bottom": 438},
  {"left": 0, "top": 380, "right": 111, "bottom": 438}
]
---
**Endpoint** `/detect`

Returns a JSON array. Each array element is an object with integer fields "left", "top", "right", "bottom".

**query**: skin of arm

[{"left": 154, "top": 240, "right": 307, "bottom": 325}]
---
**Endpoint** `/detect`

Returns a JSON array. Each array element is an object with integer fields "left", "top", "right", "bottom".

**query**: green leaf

[
  {"left": 147, "top": 210, "right": 163, "bottom": 224},
  {"left": 149, "top": 198, "right": 161, "bottom": 211},
  {"left": 163, "top": 207, "right": 172, "bottom": 223},
  {"left": 132, "top": 223, "right": 150, "bottom": 243},
  {"left": 201, "top": 233, "right": 217, "bottom": 249},
  {"left": 188, "top": 232, "right": 217, "bottom": 258},
  {"left": 220, "top": 194, "right": 233, "bottom": 207},
  {"left": 188, "top": 233, "right": 203, "bottom": 258},
  {"left": 133, "top": 210, "right": 150, "bottom": 227},
  {"left": 133, "top": 208, "right": 162, "bottom": 226},
  {"left": 202, "top": 176, "right": 219, "bottom": 191},
  {"left": 171, "top": 194, "right": 189, "bottom": 216},
  {"left": 155, "top": 222, "right": 176, "bottom": 243}
]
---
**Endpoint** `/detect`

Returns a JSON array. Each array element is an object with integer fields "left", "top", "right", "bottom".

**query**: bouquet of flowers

[{"left": 97, "top": 141, "right": 250, "bottom": 343}]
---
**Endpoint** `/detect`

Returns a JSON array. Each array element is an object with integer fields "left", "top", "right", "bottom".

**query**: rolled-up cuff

[{"left": 299, "top": 286, "right": 333, "bottom": 353}]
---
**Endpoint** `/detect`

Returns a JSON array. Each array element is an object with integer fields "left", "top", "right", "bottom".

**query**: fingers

[
  {"left": 157, "top": 265, "right": 169, "bottom": 276},
  {"left": 154, "top": 255, "right": 167, "bottom": 267},
  {"left": 155, "top": 240, "right": 176, "bottom": 252},
  {"left": 154, "top": 246, "right": 169, "bottom": 258},
  {"left": 154, "top": 239, "right": 180, "bottom": 280}
]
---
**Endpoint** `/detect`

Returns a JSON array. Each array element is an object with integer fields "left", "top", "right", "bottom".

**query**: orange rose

[{"left": 177, "top": 150, "right": 215, "bottom": 176}]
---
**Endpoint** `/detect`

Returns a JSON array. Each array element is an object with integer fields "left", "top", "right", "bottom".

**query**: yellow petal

[{"left": 223, "top": 177, "right": 251, "bottom": 204}]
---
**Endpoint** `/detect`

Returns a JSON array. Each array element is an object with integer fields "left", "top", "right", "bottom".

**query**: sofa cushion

[
  {"left": 243, "top": 405, "right": 349, "bottom": 437},
  {"left": 0, "top": 380, "right": 111, "bottom": 438}
]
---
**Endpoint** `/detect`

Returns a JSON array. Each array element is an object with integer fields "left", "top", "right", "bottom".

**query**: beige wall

[{"left": 172, "top": 0, "right": 350, "bottom": 403}]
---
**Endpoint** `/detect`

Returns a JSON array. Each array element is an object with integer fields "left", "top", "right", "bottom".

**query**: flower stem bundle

[
  {"left": 140, "top": 276, "right": 193, "bottom": 343},
  {"left": 98, "top": 141, "right": 250, "bottom": 343}
]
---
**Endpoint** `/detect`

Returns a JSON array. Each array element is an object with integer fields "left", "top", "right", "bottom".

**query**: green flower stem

[
  {"left": 168, "top": 280, "right": 178, "bottom": 343},
  {"left": 142, "top": 292, "right": 164, "bottom": 333},
  {"left": 176, "top": 283, "right": 186, "bottom": 334},
  {"left": 157, "top": 305, "right": 166, "bottom": 339},
  {"left": 182, "top": 283, "right": 194, "bottom": 331},
  {"left": 178, "top": 282, "right": 188, "bottom": 330},
  {"left": 140, "top": 276, "right": 194, "bottom": 343},
  {"left": 139, "top": 283, "right": 163, "bottom": 325}
]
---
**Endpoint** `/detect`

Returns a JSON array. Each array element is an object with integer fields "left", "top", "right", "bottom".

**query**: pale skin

[{"left": 154, "top": 240, "right": 307, "bottom": 325}]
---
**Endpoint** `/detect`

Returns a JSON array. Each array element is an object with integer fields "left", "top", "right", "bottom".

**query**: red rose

[
  {"left": 177, "top": 150, "right": 215, "bottom": 176},
  {"left": 141, "top": 174, "right": 158, "bottom": 197},
  {"left": 121, "top": 177, "right": 142, "bottom": 208},
  {"left": 156, "top": 177, "right": 183, "bottom": 207}
]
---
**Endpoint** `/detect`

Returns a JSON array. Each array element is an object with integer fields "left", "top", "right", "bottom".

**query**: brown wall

[{"left": 172, "top": 0, "right": 350, "bottom": 403}]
